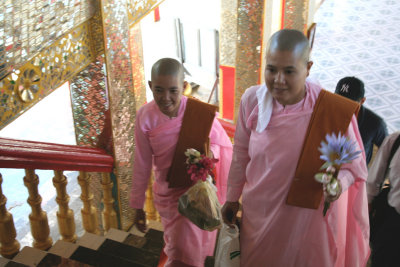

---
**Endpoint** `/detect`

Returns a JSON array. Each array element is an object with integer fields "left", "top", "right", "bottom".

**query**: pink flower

[{"left": 185, "top": 148, "right": 219, "bottom": 182}]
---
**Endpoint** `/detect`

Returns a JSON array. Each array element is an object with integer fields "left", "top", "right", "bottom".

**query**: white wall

[{"left": 140, "top": 0, "right": 221, "bottom": 101}]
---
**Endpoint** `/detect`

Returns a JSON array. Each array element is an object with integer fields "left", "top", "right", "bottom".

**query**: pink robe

[
  {"left": 130, "top": 96, "right": 232, "bottom": 266},
  {"left": 227, "top": 82, "right": 370, "bottom": 267}
]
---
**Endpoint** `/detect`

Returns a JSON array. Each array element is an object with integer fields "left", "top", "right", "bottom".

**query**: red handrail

[
  {"left": 217, "top": 118, "right": 236, "bottom": 139},
  {"left": 0, "top": 137, "right": 114, "bottom": 173}
]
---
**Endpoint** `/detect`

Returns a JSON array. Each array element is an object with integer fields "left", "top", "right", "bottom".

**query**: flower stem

[{"left": 323, "top": 201, "right": 330, "bottom": 216}]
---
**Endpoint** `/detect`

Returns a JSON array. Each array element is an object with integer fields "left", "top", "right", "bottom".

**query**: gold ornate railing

[{"left": 0, "top": 137, "right": 117, "bottom": 259}]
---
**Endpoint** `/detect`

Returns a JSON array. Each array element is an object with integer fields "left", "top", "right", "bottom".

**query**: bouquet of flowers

[
  {"left": 178, "top": 148, "right": 222, "bottom": 231},
  {"left": 314, "top": 132, "right": 361, "bottom": 216}
]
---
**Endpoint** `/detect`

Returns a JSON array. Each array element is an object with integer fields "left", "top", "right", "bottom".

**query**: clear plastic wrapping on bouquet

[{"left": 178, "top": 176, "right": 222, "bottom": 231}]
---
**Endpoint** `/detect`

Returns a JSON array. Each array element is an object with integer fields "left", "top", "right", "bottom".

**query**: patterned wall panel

[
  {"left": 234, "top": 0, "right": 265, "bottom": 121},
  {"left": 127, "top": 0, "right": 164, "bottom": 26},
  {"left": 69, "top": 54, "right": 114, "bottom": 231},
  {"left": 1, "top": 21, "right": 97, "bottom": 129},
  {"left": 129, "top": 24, "right": 147, "bottom": 109},
  {"left": 101, "top": 0, "right": 138, "bottom": 230},
  {"left": 220, "top": 0, "right": 238, "bottom": 67},
  {"left": 282, "top": 0, "right": 309, "bottom": 32},
  {"left": 70, "top": 55, "right": 111, "bottom": 150},
  {"left": 0, "top": 0, "right": 95, "bottom": 81},
  {"left": 219, "top": 0, "right": 238, "bottom": 121},
  {"left": 89, "top": 0, "right": 105, "bottom": 56}
]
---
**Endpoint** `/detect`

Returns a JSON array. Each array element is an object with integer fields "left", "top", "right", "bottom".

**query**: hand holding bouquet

[
  {"left": 178, "top": 148, "right": 222, "bottom": 231},
  {"left": 314, "top": 132, "right": 361, "bottom": 216}
]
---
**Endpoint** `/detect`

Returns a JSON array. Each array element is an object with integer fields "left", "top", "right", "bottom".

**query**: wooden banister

[
  {"left": 0, "top": 137, "right": 113, "bottom": 172},
  {"left": 0, "top": 137, "right": 117, "bottom": 257}
]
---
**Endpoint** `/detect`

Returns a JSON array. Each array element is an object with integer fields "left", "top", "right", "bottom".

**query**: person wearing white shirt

[{"left": 367, "top": 131, "right": 400, "bottom": 267}]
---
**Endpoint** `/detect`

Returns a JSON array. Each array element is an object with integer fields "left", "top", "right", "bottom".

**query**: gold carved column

[
  {"left": 100, "top": 0, "right": 138, "bottom": 230},
  {"left": 281, "top": 0, "right": 310, "bottom": 32},
  {"left": 219, "top": 0, "right": 238, "bottom": 122},
  {"left": 219, "top": 0, "right": 265, "bottom": 122},
  {"left": 69, "top": 0, "right": 161, "bottom": 231}
]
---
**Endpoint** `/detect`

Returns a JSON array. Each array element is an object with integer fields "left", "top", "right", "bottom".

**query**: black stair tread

[
  {"left": 144, "top": 229, "right": 164, "bottom": 243},
  {"left": 70, "top": 245, "right": 146, "bottom": 267},
  {"left": 98, "top": 239, "right": 160, "bottom": 267},
  {"left": 204, "top": 256, "right": 215, "bottom": 267},
  {"left": 105, "top": 227, "right": 164, "bottom": 257},
  {"left": 37, "top": 253, "right": 94, "bottom": 267},
  {"left": 123, "top": 230, "right": 164, "bottom": 256}
]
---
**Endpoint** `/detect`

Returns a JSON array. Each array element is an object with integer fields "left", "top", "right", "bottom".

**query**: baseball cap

[{"left": 335, "top": 76, "right": 365, "bottom": 101}]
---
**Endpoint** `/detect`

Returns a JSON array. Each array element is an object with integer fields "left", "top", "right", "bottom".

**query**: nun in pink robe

[
  {"left": 130, "top": 95, "right": 232, "bottom": 267},
  {"left": 226, "top": 81, "right": 370, "bottom": 267}
]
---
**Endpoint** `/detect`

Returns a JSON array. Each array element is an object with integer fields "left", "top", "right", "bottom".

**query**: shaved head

[
  {"left": 267, "top": 29, "right": 310, "bottom": 64},
  {"left": 151, "top": 58, "right": 184, "bottom": 82}
]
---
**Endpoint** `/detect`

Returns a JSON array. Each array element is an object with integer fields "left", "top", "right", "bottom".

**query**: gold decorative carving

[
  {"left": 101, "top": 0, "right": 139, "bottom": 230},
  {"left": 16, "top": 67, "right": 41, "bottom": 103},
  {"left": 1, "top": 19, "right": 98, "bottom": 130},
  {"left": 282, "top": 0, "right": 309, "bottom": 32},
  {"left": 0, "top": 174, "right": 21, "bottom": 259},
  {"left": 235, "top": 0, "right": 265, "bottom": 121},
  {"left": 23, "top": 169, "right": 53, "bottom": 250},
  {"left": 0, "top": 0, "right": 94, "bottom": 82},
  {"left": 127, "top": 0, "right": 165, "bottom": 26},
  {"left": 129, "top": 24, "right": 147, "bottom": 109},
  {"left": 78, "top": 171, "right": 99, "bottom": 234},
  {"left": 144, "top": 173, "right": 159, "bottom": 221},
  {"left": 101, "top": 172, "right": 118, "bottom": 232},
  {"left": 220, "top": 0, "right": 238, "bottom": 67},
  {"left": 53, "top": 170, "right": 77, "bottom": 242}
]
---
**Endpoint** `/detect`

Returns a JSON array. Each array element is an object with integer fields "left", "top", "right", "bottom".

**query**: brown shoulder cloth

[
  {"left": 286, "top": 90, "right": 360, "bottom": 209},
  {"left": 167, "top": 98, "right": 218, "bottom": 188}
]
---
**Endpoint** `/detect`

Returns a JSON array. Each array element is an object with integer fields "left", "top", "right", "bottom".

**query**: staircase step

[
  {"left": 98, "top": 239, "right": 159, "bottom": 266},
  {"left": 75, "top": 230, "right": 162, "bottom": 267},
  {"left": 0, "top": 256, "right": 29, "bottom": 267},
  {"left": 106, "top": 227, "right": 164, "bottom": 256},
  {"left": 12, "top": 247, "right": 47, "bottom": 266},
  {"left": 2, "top": 222, "right": 165, "bottom": 267},
  {"left": 48, "top": 240, "right": 79, "bottom": 259},
  {"left": 50, "top": 238, "right": 153, "bottom": 267},
  {"left": 70, "top": 244, "right": 139, "bottom": 267},
  {"left": 10, "top": 246, "right": 91, "bottom": 267}
]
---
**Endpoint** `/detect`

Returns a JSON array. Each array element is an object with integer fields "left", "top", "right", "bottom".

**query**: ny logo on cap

[{"left": 340, "top": 84, "right": 349, "bottom": 93}]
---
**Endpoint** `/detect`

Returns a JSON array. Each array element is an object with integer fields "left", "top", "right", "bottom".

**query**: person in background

[
  {"left": 335, "top": 76, "right": 388, "bottom": 165},
  {"left": 221, "top": 29, "right": 370, "bottom": 267},
  {"left": 129, "top": 58, "right": 232, "bottom": 267},
  {"left": 367, "top": 131, "right": 400, "bottom": 267}
]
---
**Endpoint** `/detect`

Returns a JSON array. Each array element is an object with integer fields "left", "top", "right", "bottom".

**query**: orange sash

[
  {"left": 167, "top": 98, "right": 218, "bottom": 188},
  {"left": 286, "top": 90, "right": 360, "bottom": 209}
]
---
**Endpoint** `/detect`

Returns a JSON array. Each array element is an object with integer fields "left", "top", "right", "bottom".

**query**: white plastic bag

[{"left": 215, "top": 223, "right": 240, "bottom": 267}]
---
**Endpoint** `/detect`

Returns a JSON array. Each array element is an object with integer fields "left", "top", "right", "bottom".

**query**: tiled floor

[
  {"left": 309, "top": 0, "right": 400, "bottom": 133},
  {"left": 1, "top": 0, "right": 399, "bottom": 251}
]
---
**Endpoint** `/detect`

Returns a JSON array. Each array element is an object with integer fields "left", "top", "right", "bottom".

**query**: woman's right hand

[
  {"left": 221, "top": 201, "right": 240, "bottom": 226},
  {"left": 134, "top": 208, "right": 147, "bottom": 232}
]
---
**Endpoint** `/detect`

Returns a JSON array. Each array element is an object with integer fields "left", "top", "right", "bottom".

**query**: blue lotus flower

[{"left": 318, "top": 132, "right": 361, "bottom": 165}]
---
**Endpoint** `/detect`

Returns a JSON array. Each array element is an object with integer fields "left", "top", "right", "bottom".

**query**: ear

[
  {"left": 183, "top": 80, "right": 188, "bottom": 89},
  {"left": 306, "top": 61, "right": 313, "bottom": 76},
  {"left": 148, "top": 81, "right": 152, "bottom": 90},
  {"left": 360, "top": 97, "right": 366, "bottom": 105}
]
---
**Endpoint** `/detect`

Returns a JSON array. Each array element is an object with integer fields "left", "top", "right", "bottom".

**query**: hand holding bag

[{"left": 215, "top": 223, "right": 240, "bottom": 267}]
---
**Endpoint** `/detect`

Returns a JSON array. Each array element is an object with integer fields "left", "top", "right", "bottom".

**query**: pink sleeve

[
  {"left": 226, "top": 96, "right": 252, "bottom": 202},
  {"left": 338, "top": 115, "right": 368, "bottom": 192},
  {"left": 129, "top": 110, "right": 153, "bottom": 209},
  {"left": 209, "top": 116, "right": 233, "bottom": 204}
]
